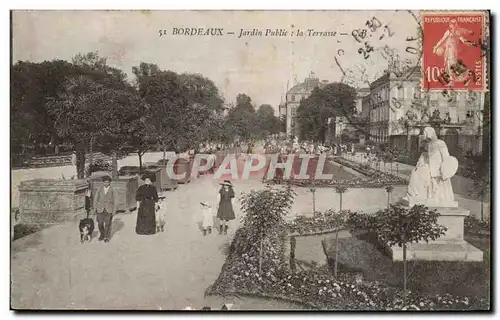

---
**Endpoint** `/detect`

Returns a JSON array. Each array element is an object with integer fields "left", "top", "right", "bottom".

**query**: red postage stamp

[{"left": 422, "top": 11, "right": 488, "bottom": 92}]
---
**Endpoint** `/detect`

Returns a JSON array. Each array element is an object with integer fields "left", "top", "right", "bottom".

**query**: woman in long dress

[
  {"left": 135, "top": 173, "right": 159, "bottom": 235},
  {"left": 216, "top": 180, "right": 235, "bottom": 235}
]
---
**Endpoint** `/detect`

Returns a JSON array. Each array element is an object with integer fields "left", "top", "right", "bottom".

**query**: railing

[{"left": 26, "top": 152, "right": 112, "bottom": 168}]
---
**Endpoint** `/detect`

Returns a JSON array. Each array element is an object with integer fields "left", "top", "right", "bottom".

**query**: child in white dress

[
  {"left": 200, "top": 201, "right": 213, "bottom": 236},
  {"left": 156, "top": 194, "right": 166, "bottom": 232}
]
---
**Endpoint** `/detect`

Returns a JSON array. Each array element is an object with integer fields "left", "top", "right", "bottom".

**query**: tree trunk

[
  {"left": 138, "top": 152, "right": 143, "bottom": 172},
  {"left": 259, "top": 231, "right": 263, "bottom": 275},
  {"left": 403, "top": 242, "right": 408, "bottom": 307},
  {"left": 112, "top": 151, "right": 118, "bottom": 179},
  {"left": 480, "top": 196, "right": 484, "bottom": 221},
  {"left": 88, "top": 135, "right": 94, "bottom": 169},
  {"left": 387, "top": 192, "right": 390, "bottom": 208},
  {"left": 339, "top": 194, "right": 343, "bottom": 211},
  {"left": 406, "top": 129, "right": 410, "bottom": 152},
  {"left": 75, "top": 141, "right": 86, "bottom": 179},
  {"left": 312, "top": 190, "right": 316, "bottom": 215},
  {"left": 334, "top": 230, "right": 339, "bottom": 278}
]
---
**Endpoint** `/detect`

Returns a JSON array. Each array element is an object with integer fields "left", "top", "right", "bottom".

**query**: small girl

[
  {"left": 156, "top": 195, "right": 166, "bottom": 233},
  {"left": 200, "top": 201, "right": 213, "bottom": 236}
]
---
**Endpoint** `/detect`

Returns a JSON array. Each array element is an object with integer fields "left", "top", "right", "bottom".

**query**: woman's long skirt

[
  {"left": 217, "top": 200, "right": 235, "bottom": 221},
  {"left": 136, "top": 200, "right": 156, "bottom": 235}
]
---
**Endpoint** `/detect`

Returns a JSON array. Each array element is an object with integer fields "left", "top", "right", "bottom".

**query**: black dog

[{"left": 79, "top": 217, "right": 95, "bottom": 243}]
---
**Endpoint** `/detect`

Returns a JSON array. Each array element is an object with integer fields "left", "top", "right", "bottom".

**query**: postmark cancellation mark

[{"left": 421, "top": 11, "right": 489, "bottom": 92}]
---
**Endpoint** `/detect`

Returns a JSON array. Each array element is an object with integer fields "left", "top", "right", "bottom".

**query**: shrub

[{"left": 85, "top": 159, "right": 112, "bottom": 176}]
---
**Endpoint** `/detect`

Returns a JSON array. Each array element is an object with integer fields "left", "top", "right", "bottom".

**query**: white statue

[{"left": 402, "top": 127, "right": 458, "bottom": 207}]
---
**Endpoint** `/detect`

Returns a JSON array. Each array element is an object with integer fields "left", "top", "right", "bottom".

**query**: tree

[
  {"left": 47, "top": 52, "right": 137, "bottom": 177},
  {"left": 374, "top": 204, "right": 446, "bottom": 306},
  {"left": 255, "top": 104, "right": 281, "bottom": 138},
  {"left": 47, "top": 75, "right": 103, "bottom": 178},
  {"left": 327, "top": 209, "right": 349, "bottom": 278},
  {"left": 87, "top": 87, "right": 150, "bottom": 172},
  {"left": 133, "top": 65, "right": 225, "bottom": 155},
  {"left": 227, "top": 93, "right": 257, "bottom": 142},
  {"left": 296, "top": 83, "right": 356, "bottom": 142},
  {"left": 309, "top": 178, "right": 318, "bottom": 217},
  {"left": 240, "top": 185, "right": 295, "bottom": 274},
  {"left": 70, "top": 51, "right": 133, "bottom": 174},
  {"left": 333, "top": 186, "right": 349, "bottom": 277},
  {"left": 11, "top": 60, "right": 82, "bottom": 156},
  {"left": 465, "top": 153, "right": 490, "bottom": 221}
]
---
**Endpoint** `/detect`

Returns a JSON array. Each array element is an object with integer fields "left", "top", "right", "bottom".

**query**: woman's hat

[
  {"left": 141, "top": 171, "right": 156, "bottom": 183},
  {"left": 220, "top": 180, "right": 232, "bottom": 187}
]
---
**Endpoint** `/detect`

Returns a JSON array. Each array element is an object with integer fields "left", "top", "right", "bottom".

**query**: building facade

[
  {"left": 355, "top": 87, "right": 370, "bottom": 115},
  {"left": 367, "top": 66, "right": 485, "bottom": 154},
  {"left": 284, "top": 72, "right": 329, "bottom": 138}
]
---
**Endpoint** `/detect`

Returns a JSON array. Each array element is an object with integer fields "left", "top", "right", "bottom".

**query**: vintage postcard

[{"left": 10, "top": 10, "right": 491, "bottom": 311}]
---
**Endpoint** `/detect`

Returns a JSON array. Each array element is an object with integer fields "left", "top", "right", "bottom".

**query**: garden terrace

[
  {"left": 208, "top": 188, "right": 489, "bottom": 310},
  {"left": 265, "top": 156, "right": 406, "bottom": 188}
]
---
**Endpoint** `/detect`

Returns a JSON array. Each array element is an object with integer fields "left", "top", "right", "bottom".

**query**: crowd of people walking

[
  {"left": 264, "top": 137, "right": 356, "bottom": 156},
  {"left": 84, "top": 145, "right": 240, "bottom": 242}
]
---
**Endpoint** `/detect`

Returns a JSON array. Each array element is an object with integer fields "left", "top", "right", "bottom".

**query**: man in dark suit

[{"left": 93, "top": 175, "right": 117, "bottom": 243}]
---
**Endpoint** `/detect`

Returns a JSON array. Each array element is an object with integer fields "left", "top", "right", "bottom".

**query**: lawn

[{"left": 323, "top": 233, "right": 490, "bottom": 302}]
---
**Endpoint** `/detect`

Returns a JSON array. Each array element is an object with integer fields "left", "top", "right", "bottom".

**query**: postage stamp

[{"left": 421, "top": 11, "right": 488, "bottom": 92}]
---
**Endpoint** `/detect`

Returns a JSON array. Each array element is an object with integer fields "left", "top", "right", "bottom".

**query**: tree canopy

[
  {"left": 11, "top": 52, "right": 282, "bottom": 172},
  {"left": 296, "top": 82, "right": 357, "bottom": 142}
]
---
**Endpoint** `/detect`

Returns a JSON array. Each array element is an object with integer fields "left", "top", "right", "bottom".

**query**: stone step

[{"left": 388, "top": 240, "right": 483, "bottom": 262}]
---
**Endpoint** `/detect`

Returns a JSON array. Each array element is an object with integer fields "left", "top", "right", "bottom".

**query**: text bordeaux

[{"left": 172, "top": 27, "right": 224, "bottom": 36}]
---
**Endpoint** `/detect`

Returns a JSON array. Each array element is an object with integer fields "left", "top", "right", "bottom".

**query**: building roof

[
  {"left": 370, "top": 65, "right": 422, "bottom": 90},
  {"left": 287, "top": 73, "right": 329, "bottom": 94}
]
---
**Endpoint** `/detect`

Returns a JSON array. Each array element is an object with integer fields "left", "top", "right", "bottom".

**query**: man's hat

[{"left": 102, "top": 175, "right": 112, "bottom": 182}]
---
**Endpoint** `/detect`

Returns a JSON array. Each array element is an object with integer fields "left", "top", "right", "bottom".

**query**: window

[
  {"left": 413, "top": 87, "right": 421, "bottom": 99},
  {"left": 290, "top": 95, "right": 295, "bottom": 102},
  {"left": 398, "top": 86, "right": 404, "bottom": 99}
]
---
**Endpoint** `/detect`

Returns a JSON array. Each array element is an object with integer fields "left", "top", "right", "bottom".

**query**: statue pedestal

[{"left": 388, "top": 204, "right": 483, "bottom": 262}]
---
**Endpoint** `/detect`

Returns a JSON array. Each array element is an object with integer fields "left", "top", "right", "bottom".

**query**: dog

[{"left": 79, "top": 217, "right": 95, "bottom": 243}]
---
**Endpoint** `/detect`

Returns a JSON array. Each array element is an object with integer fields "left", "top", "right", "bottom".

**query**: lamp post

[{"left": 338, "top": 118, "right": 344, "bottom": 156}]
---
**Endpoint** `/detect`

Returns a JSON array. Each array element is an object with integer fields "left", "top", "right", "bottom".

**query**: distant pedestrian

[
  {"left": 135, "top": 172, "right": 159, "bottom": 235},
  {"left": 216, "top": 180, "right": 235, "bottom": 235},
  {"left": 93, "top": 175, "right": 117, "bottom": 243},
  {"left": 200, "top": 201, "right": 214, "bottom": 236}
]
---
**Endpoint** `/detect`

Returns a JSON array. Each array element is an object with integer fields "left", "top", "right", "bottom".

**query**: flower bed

[
  {"left": 286, "top": 211, "right": 350, "bottom": 236},
  {"left": 208, "top": 206, "right": 488, "bottom": 310},
  {"left": 334, "top": 158, "right": 407, "bottom": 183},
  {"left": 264, "top": 158, "right": 406, "bottom": 188},
  {"left": 282, "top": 177, "right": 405, "bottom": 188},
  {"left": 464, "top": 216, "right": 491, "bottom": 237}
]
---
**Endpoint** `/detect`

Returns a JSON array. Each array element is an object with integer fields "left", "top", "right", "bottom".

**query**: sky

[{"left": 12, "top": 10, "right": 421, "bottom": 113}]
